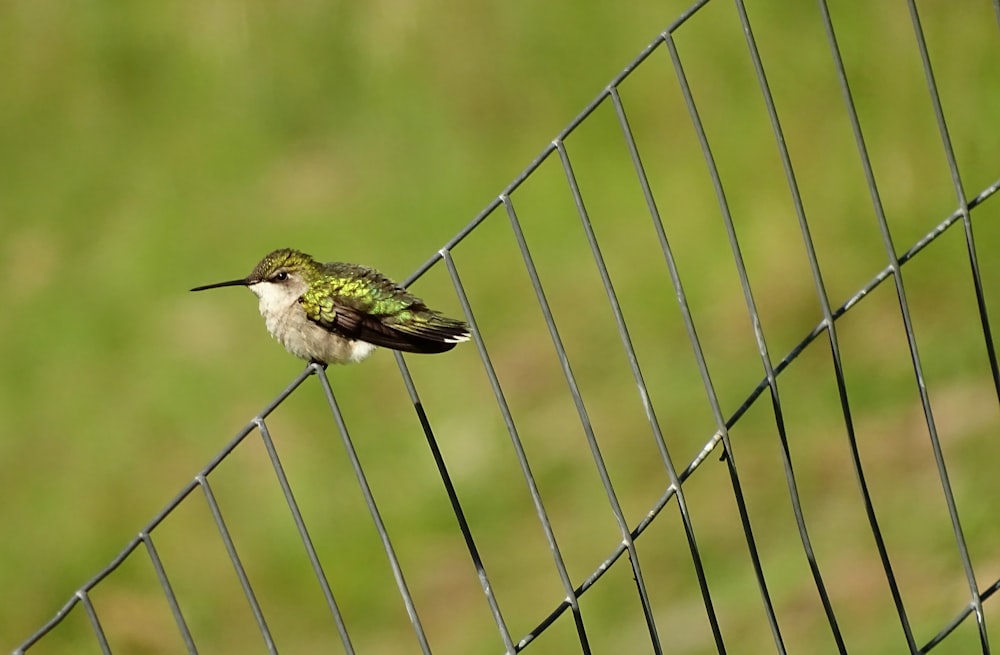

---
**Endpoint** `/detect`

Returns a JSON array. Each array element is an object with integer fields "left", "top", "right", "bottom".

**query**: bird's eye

[{"left": 273, "top": 271, "right": 288, "bottom": 282}]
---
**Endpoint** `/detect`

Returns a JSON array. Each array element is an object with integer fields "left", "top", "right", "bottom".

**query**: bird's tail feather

[{"left": 358, "top": 314, "right": 470, "bottom": 354}]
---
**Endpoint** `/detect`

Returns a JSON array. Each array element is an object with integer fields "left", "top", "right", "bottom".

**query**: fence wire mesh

[{"left": 13, "top": 1, "right": 1000, "bottom": 653}]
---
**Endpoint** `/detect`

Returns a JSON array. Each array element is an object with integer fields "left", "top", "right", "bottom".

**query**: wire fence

[{"left": 13, "top": 0, "right": 1000, "bottom": 653}]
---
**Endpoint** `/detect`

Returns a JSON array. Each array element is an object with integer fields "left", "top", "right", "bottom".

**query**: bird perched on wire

[{"left": 191, "top": 248, "right": 470, "bottom": 365}]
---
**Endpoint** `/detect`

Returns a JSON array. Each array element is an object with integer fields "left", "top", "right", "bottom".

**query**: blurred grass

[{"left": 2, "top": 1, "right": 999, "bottom": 653}]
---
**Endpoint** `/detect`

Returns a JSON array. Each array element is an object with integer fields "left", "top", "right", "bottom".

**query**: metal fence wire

[{"left": 14, "top": 1, "right": 1000, "bottom": 653}]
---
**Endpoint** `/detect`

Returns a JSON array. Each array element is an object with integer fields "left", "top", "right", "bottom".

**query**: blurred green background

[{"left": 2, "top": 1, "right": 999, "bottom": 653}]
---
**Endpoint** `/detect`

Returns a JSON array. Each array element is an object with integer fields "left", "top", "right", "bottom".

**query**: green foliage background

[{"left": 2, "top": 1, "right": 998, "bottom": 653}]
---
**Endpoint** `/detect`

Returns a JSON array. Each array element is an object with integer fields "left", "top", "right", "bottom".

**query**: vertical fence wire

[
  {"left": 817, "top": 1, "right": 991, "bottom": 652},
  {"left": 608, "top": 83, "right": 728, "bottom": 653},
  {"left": 441, "top": 249, "right": 592, "bottom": 653},
  {"left": 79, "top": 591, "right": 111, "bottom": 655},
  {"left": 502, "top": 192, "right": 663, "bottom": 654},
  {"left": 903, "top": 0, "right": 1000, "bottom": 406},
  {"left": 903, "top": 2, "right": 993, "bottom": 643},
  {"left": 723, "top": 0, "right": 919, "bottom": 650},
  {"left": 255, "top": 417, "right": 356, "bottom": 654},
  {"left": 663, "top": 27, "right": 787, "bottom": 654},
  {"left": 143, "top": 534, "right": 199, "bottom": 654},
  {"left": 314, "top": 367, "right": 433, "bottom": 654},
  {"left": 554, "top": 138, "right": 676, "bottom": 650},
  {"left": 393, "top": 352, "right": 518, "bottom": 654},
  {"left": 729, "top": 1, "right": 849, "bottom": 649},
  {"left": 198, "top": 474, "right": 278, "bottom": 653}
]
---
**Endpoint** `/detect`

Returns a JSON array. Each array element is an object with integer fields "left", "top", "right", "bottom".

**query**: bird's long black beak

[{"left": 190, "top": 279, "right": 249, "bottom": 292}]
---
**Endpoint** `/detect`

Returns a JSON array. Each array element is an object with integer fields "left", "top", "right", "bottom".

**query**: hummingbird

[{"left": 191, "top": 248, "right": 470, "bottom": 365}]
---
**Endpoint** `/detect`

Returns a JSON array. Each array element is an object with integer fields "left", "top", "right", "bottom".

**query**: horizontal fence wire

[{"left": 12, "top": 0, "right": 999, "bottom": 653}]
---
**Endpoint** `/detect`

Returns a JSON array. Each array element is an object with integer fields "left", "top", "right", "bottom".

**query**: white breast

[{"left": 249, "top": 280, "right": 376, "bottom": 364}]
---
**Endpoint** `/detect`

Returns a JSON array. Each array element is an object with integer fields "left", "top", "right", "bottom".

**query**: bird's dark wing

[{"left": 299, "top": 264, "right": 469, "bottom": 354}]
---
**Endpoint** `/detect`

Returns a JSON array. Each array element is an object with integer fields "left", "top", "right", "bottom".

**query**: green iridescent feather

[{"left": 292, "top": 257, "right": 469, "bottom": 354}]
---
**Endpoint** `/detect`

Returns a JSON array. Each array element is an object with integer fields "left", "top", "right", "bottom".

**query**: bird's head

[{"left": 190, "top": 248, "right": 320, "bottom": 308}]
